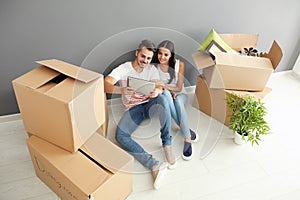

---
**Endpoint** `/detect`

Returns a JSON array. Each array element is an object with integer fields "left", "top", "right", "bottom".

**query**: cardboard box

[
  {"left": 27, "top": 133, "right": 133, "bottom": 200},
  {"left": 193, "top": 76, "right": 271, "bottom": 126},
  {"left": 13, "top": 59, "right": 106, "bottom": 152},
  {"left": 192, "top": 34, "right": 283, "bottom": 91}
]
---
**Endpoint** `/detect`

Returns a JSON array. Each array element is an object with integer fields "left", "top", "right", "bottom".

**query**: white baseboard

[
  {"left": 293, "top": 54, "right": 300, "bottom": 77},
  {"left": 0, "top": 113, "right": 22, "bottom": 123}
]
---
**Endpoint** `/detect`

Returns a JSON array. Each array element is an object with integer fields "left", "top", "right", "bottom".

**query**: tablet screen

[{"left": 127, "top": 76, "right": 155, "bottom": 95}]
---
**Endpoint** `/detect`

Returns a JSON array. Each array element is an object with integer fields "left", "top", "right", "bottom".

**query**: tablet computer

[{"left": 127, "top": 76, "right": 155, "bottom": 95}]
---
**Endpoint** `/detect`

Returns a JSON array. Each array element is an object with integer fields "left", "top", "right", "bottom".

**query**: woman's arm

[{"left": 164, "top": 60, "right": 185, "bottom": 92}]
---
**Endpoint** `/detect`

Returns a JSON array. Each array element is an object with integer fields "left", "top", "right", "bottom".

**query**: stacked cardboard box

[
  {"left": 193, "top": 75, "right": 272, "bottom": 126},
  {"left": 192, "top": 34, "right": 283, "bottom": 125},
  {"left": 27, "top": 133, "right": 133, "bottom": 200},
  {"left": 12, "top": 59, "right": 133, "bottom": 200}
]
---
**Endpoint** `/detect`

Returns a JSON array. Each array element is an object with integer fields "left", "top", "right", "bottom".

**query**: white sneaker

[{"left": 152, "top": 162, "right": 168, "bottom": 190}]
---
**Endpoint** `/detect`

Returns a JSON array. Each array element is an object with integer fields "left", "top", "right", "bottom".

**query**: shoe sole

[
  {"left": 191, "top": 133, "right": 199, "bottom": 143},
  {"left": 182, "top": 153, "right": 193, "bottom": 161},
  {"left": 167, "top": 162, "right": 177, "bottom": 170}
]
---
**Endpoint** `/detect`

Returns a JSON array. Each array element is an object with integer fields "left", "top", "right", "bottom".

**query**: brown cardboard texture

[
  {"left": 193, "top": 76, "right": 271, "bottom": 126},
  {"left": 193, "top": 34, "right": 282, "bottom": 91},
  {"left": 26, "top": 133, "right": 133, "bottom": 200},
  {"left": 12, "top": 59, "right": 106, "bottom": 152}
]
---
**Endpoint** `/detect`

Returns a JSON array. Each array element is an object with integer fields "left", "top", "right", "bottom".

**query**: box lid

[
  {"left": 12, "top": 66, "right": 61, "bottom": 89},
  {"left": 192, "top": 52, "right": 215, "bottom": 69},
  {"left": 36, "top": 59, "right": 101, "bottom": 83},
  {"left": 215, "top": 51, "right": 273, "bottom": 69},
  {"left": 13, "top": 59, "right": 102, "bottom": 90},
  {"left": 261, "top": 40, "right": 283, "bottom": 70},
  {"left": 225, "top": 87, "right": 272, "bottom": 100},
  {"left": 219, "top": 34, "right": 259, "bottom": 50},
  {"left": 80, "top": 133, "right": 133, "bottom": 174}
]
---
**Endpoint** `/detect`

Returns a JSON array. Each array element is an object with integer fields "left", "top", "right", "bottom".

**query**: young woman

[{"left": 153, "top": 40, "right": 199, "bottom": 161}]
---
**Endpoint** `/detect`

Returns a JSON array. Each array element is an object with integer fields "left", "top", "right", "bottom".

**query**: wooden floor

[{"left": 1, "top": 71, "right": 300, "bottom": 200}]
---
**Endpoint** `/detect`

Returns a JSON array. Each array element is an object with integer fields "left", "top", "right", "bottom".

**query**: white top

[
  {"left": 158, "top": 59, "right": 186, "bottom": 94},
  {"left": 108, "top": 61, "right": 160, "bottom": 109}
]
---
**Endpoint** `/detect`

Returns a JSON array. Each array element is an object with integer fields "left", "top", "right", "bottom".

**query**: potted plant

[{"left": 226, "top": 93, "right": 270, "bottom": 145}]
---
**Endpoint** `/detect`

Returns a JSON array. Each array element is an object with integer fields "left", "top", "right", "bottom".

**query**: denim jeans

[
  {"left": 162, "top": 90, "right": 190, "bottom": 139},
  {"left": 115, "top": 94, "right": 172, "bottom": 170}
]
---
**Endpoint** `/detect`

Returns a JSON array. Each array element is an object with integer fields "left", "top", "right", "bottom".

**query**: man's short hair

[{"left": 137, "top": 40, "right": 156, "bottom": 52}]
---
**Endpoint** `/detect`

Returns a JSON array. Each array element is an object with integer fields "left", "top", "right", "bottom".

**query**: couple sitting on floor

[{"left": 104, "top": 39, "right": 199, "bottom": 190}]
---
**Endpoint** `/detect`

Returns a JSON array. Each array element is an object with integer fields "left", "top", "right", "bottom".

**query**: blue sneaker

[
  {"left": 182, "top": 141, "right": 193, "bottom": 161},
  {"left": 190, "top": 129, "right": 199, "bottom": 143}
]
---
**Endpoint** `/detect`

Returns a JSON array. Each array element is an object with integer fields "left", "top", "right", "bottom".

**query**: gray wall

[{"left": 1, "top": 0, "right": 299, "bottom": 116}]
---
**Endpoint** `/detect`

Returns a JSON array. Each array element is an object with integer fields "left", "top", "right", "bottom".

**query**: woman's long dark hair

[{"left": 152, "top": 40, "right": 176, "bottom": 84}]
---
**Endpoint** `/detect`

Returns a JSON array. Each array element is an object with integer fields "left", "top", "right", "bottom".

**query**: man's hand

[{"left": 121, "top": 87, "right": 135, "bottom": 95}]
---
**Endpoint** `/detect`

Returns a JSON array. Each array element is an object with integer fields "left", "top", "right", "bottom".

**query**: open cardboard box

[
  {"left": 193, "top": 76, "right": 271, "bottom": 126},
  {"left": 26, "top": 133, "right": 133, "bottom": 200},
  {"left": 13, "top": 59, "right": 106, "bottom": 152},
  {"left": 192, "top": 34, "right": 283, "bottom": 91}
]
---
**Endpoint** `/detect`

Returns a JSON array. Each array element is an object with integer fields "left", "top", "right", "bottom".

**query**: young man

[{"left": 104, "top": 40, "right": 176, "bottom": 189}]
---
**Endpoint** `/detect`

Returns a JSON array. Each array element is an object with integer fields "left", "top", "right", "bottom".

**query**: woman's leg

[
  {"left": 162, "top": 90, "right": 180, "bottom": 125},
  {"left": 174, "top": 93, "right": 190, "bottom": 139},
  {"left": 174, "top": 93, "right": 194, "bottom": 160}
]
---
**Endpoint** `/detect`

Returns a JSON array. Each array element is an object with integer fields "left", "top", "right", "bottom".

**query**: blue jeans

[
  {"left": 115, "top": 94, "right": 172, "bottom": 170},
  {"left": 162, "top": 90, "right": 190, "bottom": 139}
]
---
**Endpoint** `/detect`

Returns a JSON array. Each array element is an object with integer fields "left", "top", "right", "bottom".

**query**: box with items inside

[{"left": 193, "top": 29, "right": 283, "bottom": 91}]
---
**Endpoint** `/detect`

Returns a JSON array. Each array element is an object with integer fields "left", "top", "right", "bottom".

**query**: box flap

[
  {"left": 226, "top": 87, "right": 272, "bottom": 100},
  {"left": 81, "top": 133, "right": 133, "bottom": 174},
  {"left": 12, "top": 66, "right": 60, "bottom": 89},
  {"left": 215, "top": 52, "right": 273, "bottom": 69},
  {"left": 261, "top": 40, "right": 283, "bottom": 70},
  {"left": 219, "top": 34, "right": 259, "bottom": 51},
  {"left": 36, "top": 59, "right": 101, "bottom": 83},
  {"left": 192, "top": 52, "right": 215, "bottom": 69},
  {"left": 45, "top": 78, "right": 88, "bottom": 102},
  {"left": 36, "top": 82, "right": 57, "bottom": 93}
]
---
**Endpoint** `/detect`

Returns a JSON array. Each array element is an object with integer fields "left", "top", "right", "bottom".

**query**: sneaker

[
  {"left": 163, "top": 145, "right": 177, "bottom": 169},
  {"left": 182, "top": 141, "right": 193, "bottom": 160},
  {"left": 190, "top": 129, "right": 199, "bottom": 143},
  {"left": 152, "top": 162, "right": 168, "bottom": 190}
]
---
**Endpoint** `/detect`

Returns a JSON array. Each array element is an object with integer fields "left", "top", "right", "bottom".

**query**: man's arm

[{"left": 104, "top": 76, "right": 135, "bottom": 95}]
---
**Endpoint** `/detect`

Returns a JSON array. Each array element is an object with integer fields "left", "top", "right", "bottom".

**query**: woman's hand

[
  {"left": 171, "top": 92, "right": 177, "bottom": 99},
  {"left": 149, "top": 88, "right": 162, "bottom": 98},
  {"left": 153, "top": 79, "right": 165, "bottom": 87}
]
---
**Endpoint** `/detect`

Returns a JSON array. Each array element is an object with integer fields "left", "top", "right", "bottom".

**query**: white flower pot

[{"left": 233, "top": 132, "right": 247, "bottom": 145}]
